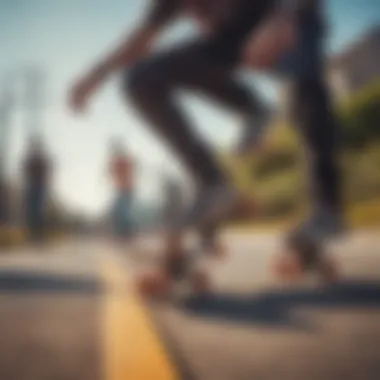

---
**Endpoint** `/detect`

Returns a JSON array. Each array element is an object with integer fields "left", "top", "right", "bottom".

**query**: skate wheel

[
  {"left": 319, "top": 257, "right": 340, "bottom": 285},
  {"left": 273, "top": 252, "right": 304, "bottom": 282},
  {"left": 135, "top": 271, "right": 171, "bottom": 297},
  {"left": 234, "top": 195, "right": 259, "bottom": 220},
  {"left": 210, "top": 242, "right": 227, "bottom": 260},
  {"left": 191, "top": 270, "right": 211, "bottom": 294}
]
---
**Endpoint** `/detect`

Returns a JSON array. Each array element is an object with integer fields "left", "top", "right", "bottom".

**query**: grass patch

[
  {"left": 348, "top": 198, "right": 380, "bottom": 229},
  {"left": 0, "top": 227, "right": 28, "bottom": 249},
  {"left": 0, "top": 227, "right": 67, "bottom": 250}
]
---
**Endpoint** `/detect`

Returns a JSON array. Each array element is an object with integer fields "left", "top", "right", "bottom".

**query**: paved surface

[
  {"left": 0, "top": 231, "right": 380, "bottom": 380},
  {"left": 0, "top": 239, "right": 177, "bottom": 380},
  {"left": 148, "top": 230, "right": 380, "bottom": 380},
  {"left": 0, "top": 241, "right": 103, "bottom": 380}
]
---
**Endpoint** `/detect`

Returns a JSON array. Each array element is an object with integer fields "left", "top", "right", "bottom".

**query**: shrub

[{"left": 340, "top": 81, "right": 380, "bottom": 148}]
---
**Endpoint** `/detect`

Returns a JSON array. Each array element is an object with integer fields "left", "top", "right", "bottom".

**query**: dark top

[{"left": 24, "top": 153, "right": 50, "bottom": 188}]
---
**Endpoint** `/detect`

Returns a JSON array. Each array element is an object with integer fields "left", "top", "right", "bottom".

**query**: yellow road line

[{"left": 101, "top": 256, "right": 178, "bottom": 380}]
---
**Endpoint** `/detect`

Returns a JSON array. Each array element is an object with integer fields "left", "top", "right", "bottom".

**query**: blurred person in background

[
  {"left": 109, "top": 139, "right": 135, "bottom": 243},
  {"left": 70, "top": 0, "right": 343, "bottom": 273},
  {"left": 23, "top": 134, "right": 51, "bottom": 243}
]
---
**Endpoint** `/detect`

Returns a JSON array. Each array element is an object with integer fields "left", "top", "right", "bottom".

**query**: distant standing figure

[
  {"left": 23, "top": 135, "right": 51, "bottom": 242},
  {"left": 109, "top": 141, "right": 135, "bottom": 240}
]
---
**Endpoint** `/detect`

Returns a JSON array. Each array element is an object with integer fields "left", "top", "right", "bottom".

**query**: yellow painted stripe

[{"left": 102, "top": 256, "right": 178, "bottom": 380}]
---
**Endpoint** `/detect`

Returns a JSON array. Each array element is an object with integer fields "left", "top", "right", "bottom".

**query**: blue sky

[{"left": 1, "top": 0, "right": 379, "bottom": 215}]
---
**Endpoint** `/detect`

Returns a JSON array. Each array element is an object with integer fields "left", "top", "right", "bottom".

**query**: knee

[{"left": 123, "top": 61, "right": 164, "bottom": 101}]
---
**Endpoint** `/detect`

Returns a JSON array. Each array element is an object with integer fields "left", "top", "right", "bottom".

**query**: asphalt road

[
  {"left": 0, "top": 231, "right": 380, "bottom": 380},
  {"left": 149, "top": 230, "right": 380, "bottom": 380},
  {"left": 0, "top": 241, "right": 103, "bottom": 380}
]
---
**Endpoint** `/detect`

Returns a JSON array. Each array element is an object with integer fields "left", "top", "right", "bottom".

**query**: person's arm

[
  {"left": 89, "top": 28, "right": 158, "bottom": 81},
  {"left": 70, "top": 0, "right": 182, "bottom": 112},
  {"left": 89, "top": 0, "right": 183, "bottom": 80}
]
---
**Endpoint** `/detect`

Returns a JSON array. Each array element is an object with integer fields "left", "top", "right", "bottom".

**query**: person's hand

[
  {"left": 243, "top": 14, "right": 296, "bottom": 70},
  {"left": 69, "top": 68, "right": 106, "bottom": 114}
]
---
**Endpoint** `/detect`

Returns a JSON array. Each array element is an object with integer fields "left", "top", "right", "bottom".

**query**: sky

[{"left": 1, "top": 0, "right": 379, "bottom": 216}]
